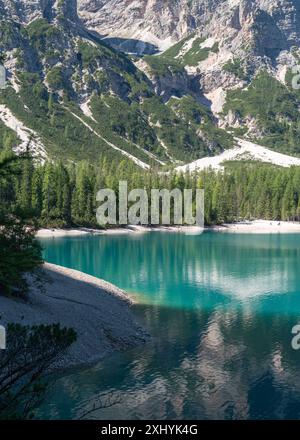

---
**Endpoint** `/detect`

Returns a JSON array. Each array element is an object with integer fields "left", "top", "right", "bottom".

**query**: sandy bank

[
  {"left": 36, "top": 225, "right": 202, "bottom": 238},
  {"left": 36, "top": 221, "right": 300, "bottom": 237},
  {"left": 208, "top": 220, "right": 300, "bottom": 234},
  {"left": 0, "top": 263, "right": 149, "bottom": 371}
]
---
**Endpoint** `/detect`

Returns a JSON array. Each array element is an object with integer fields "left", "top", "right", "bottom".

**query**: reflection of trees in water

[
  {"left": 77, "top": 392, "right": 122, "bottom": 420},
  {"left": 39, "top": 234, "right": 300, "bottom": 419},
  {"left": 43, "top": 233, "right": 300, "bottom": 302}
]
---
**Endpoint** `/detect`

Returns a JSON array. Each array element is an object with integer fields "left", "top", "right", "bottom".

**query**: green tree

[
  {"left": 0, "top": 323, "right": 76, "bottom": 420},
  {"left": 0, "top": 153, "right": 42, "bottom": 296}
]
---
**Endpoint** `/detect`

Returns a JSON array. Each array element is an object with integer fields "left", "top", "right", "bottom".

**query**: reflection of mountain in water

[
  {"left": 37, "top": 302, "right": 300, "bottom": 420},
  {"left": 42, "top": 232, "right": 300, "bottom": 306},
  {"left": 37, "top": 233, "right": 300, "bottom": 420}
]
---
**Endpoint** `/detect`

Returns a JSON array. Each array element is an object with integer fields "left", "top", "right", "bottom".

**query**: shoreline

[
  {"left": 0, "top": 263, "right": 149, "bottom": 371},
  {"left": 36, "top": 221, "right": 300, "bottom": 237},
  {"left": 208, "top": 220, "right": 300, "bottom": 234},
  {"left": 36, "top": 225, "right": 204, "bottom": 237}
]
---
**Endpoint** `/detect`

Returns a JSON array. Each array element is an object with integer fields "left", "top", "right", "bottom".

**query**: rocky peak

[
  {"left": 77, "top": 0, "right": 300, "bottom": 56},
  {"left": 77, "top": 0, "right": 220, "bottom": 52},
  {"left": 1, "top": 0, "right": 299, "bottom": 55},
  {"left": 0, "top": 0, "right": 79, "bottom": 24}
]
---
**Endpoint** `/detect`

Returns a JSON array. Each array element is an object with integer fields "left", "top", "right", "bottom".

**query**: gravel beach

[
  {"left": 36, "top": 221, "right": 300, "bottom": 238},
  {"left": 0, "top": 263, "right": 149, "bottom": 371}
]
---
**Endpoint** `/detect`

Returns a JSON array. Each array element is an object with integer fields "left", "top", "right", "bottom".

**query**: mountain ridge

[
  {"left": 78, "top": 0, "right": 300, "bottom": 54},
  {"left": 0, "top": 0, "right": 300, "bottom": 170}
]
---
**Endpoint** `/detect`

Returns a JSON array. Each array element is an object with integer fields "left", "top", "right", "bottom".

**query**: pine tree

[
  {"left": 31, "top": 166, "right": 43, "bottom": 217},
  {"left": 17, "top": 159, "right": 33, "bottom": 213},
  {"left": 42, "top": 163, "right": 57, "bottom": 222}
]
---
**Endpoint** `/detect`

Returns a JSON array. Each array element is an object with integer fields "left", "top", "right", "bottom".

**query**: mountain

[
  {"left": 78, "top": 0, "right": 300, "bottom": 54},
  {"left": 1, "top": 0, "right": 300, "bottom": 169},
  {"left": 77, "top": 0, "right": 206, "bottom": 54}
]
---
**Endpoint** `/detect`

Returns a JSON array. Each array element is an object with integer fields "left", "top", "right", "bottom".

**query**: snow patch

[
  {"left": 176, "top": 138, "right": 300, "bottom": 173},
  {"left": 276, "top": 65, "right": 288, "bottom": 85},
  {"left": 228, "top": 0, "right": 240, "bottom": 8},
  {"left": 133, "top": 32, "right": 174, "bottom": 52},
  {"left": 185, "top": 48, "right": 232, "bottom": 75},
  {"left": 80, "top": 98, "right": 97, "bottom": 122},
  {"left": 200, "top": 37, "right": 216, "bottom": 49},
  {"left": 205, "top": 88, "right": 226, "bottom": 114},
  {"left": 0, "top": 105, "right": 48, "bottom": 162},
  {"left": 174, "top": 34, "right": 198, "bottom": 59},
  {"left": 103, "top": 28, "right": 175, "bottom": 53}
]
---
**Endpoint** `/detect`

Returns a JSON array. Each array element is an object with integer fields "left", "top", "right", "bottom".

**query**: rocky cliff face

[
  {"left": 0, "top": 0, "right": 300, "bottom": 166},
  {"left": 2, "top": 0, "right": 300, "bottom": 62},
  {"left": 78, "top": 0, "right": 300, "bottom": 53},
  {"left": 1, "top": 0, "right": 300, "bottom": 58},
  {"left": 78, "top": 0, "right": 220, "bottom": 52},
  {"left": 0, "top": 0, "right": 79, "bottom": 24},
  {"left": 0, "top": 0, "right": 233, "bottom": 166}
]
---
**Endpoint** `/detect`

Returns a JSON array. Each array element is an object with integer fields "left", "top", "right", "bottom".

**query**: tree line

[
  {"left": 0, "top": 153, "right": 76, "bottom": 419},
  {"left": 1, "top": 151, "right": 300, "bottom": 227}
]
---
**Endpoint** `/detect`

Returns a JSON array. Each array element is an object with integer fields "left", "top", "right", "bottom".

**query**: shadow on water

[{"left": 37, "top": 232, "right": 300, "bottom": 420}]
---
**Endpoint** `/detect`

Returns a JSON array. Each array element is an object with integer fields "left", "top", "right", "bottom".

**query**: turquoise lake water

[{"left": 38, "top": 232, "right": 300, "bottom": 420}]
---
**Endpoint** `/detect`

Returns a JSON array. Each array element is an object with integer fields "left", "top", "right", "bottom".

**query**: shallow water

[{"left": 37, "top": 232, "right": 300, "bottom": 420}]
